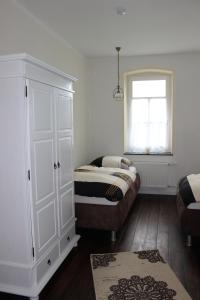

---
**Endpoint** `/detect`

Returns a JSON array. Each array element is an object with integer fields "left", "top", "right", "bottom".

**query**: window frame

[{"left": 124, "top": 69, "right": 174, "bottom": 155}]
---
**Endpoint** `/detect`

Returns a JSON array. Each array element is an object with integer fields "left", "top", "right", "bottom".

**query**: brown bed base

[
  {"left": 75, "top": 174, "right": 140, "bottom": 241},
  {"left": 176, "top": 193, "right": 200, "bottom": 246}
]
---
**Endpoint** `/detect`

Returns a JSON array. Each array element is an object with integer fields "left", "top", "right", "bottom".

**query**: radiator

[{"left": 134, "top": 161, "right": 170, "bottom": 188}]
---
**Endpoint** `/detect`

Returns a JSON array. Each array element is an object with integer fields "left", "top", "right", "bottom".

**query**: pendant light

[{"left": 113, "top": 47, "right": 124, "bottom": 101}]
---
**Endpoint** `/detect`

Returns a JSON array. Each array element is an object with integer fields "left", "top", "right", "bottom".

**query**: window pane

[
  {"left": 129, "top": 123, "right": 148, "bottom": 152},
  {"left": 149, "top": 98, "right": 167, "bottom": 122},
  {"left": 131, "top": 98, "right": 148, "bottom": 122},
  {"left": 129, "top": 99, "right": 148, "bottom": 152},
  {"left": 132, "top": 80, "right": 166, "bottom": 98},
  {"left": 149, "top": 98, "right": 168, "bottom": 152},
  {"left": 149, "top": 123, "right": 167, "bottom": 152}
]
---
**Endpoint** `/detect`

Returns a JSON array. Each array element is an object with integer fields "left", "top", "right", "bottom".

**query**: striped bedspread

[
  {"left": 179, "top": 174, "right": 200, "bottom": 207},
  {"left": 74, "top": 165, "right": 136, "bottom": 202}
]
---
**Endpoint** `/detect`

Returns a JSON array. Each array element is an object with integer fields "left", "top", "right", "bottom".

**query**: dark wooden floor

[{"left": 1, "top": 194, "right": 200, "bottom": 300}]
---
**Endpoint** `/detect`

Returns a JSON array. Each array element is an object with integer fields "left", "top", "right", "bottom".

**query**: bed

[
  {"left": 176, "top": 174, "right": 200, "bottom": 246},
  {"left": 74, "top": 156, "right": 140, "bottom": 241}
]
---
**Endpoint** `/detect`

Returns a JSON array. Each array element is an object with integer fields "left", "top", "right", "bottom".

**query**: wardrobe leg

[
  {"left": 186, "top": 234, "right": 192, "bottom": 247},
  {"left": 111, "top": 231, "right": 116, "bottom": 242}
]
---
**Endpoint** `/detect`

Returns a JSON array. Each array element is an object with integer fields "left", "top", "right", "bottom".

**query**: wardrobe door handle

[
  {"left": 54, "top": 162, "right": 57, "bottom": 170},
  {"left": 57, "top": 161, "right": 61, "bottom": 168}
]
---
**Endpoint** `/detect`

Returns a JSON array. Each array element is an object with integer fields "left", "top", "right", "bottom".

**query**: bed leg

[
  {"left": 111, "top": 231, "right": 116, "bottom": 242},
  {"left": 186, "top": 234, "right": 192, "bottom": 247}
]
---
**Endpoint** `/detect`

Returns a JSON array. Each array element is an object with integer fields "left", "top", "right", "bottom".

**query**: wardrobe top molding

[{"left": 0, "top": 53, "right": 77, "bottom": 92}]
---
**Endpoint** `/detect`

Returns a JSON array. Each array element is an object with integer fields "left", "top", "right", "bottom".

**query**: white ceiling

[{"left": 16, "top": 0, "right": 200, "bottom": 57}]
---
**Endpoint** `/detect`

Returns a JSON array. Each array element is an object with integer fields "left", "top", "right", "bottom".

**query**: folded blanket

[
  {"left": 74, "top": 165, "right": 136, "bottom": 202},
  {"left": 90, "top": 156, "right": 133, "bottom": 169},
  {"left": 179, "top": 174, "right": 200, "bottom": 207},
  {"left": 187, "top": 174, "right": 200, "bottom": 202}
]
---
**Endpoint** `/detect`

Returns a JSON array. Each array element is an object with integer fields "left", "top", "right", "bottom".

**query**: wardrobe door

[
  {"left": 28, "top": 80, "right": 58, "bottom": 259},
  {"left": 54, "top": 88, "right": 74, "bottom": 236}
]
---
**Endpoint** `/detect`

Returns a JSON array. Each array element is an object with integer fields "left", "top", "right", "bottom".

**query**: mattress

[
  {"left": 187, "top": 202, "right": 200, "bottom": 210},
  {"left": 74, "top": 194, "right": 119, "bottom": 206}
]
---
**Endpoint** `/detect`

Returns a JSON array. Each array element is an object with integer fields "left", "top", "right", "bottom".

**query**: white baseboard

[{"left": 139, "top": 186, "right": 177, "bottom": 195}]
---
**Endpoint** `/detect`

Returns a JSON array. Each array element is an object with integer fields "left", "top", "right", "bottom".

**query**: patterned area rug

[{"left": 90, "top": 250, "right": 191, "bottom": 300}]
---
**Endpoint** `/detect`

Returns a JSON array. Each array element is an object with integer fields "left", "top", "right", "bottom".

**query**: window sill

[{"left": 124, "top": 152, "right": 173, "bottom": 156}]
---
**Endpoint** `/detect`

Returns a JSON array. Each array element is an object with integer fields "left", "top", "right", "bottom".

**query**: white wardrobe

[{"left": 0, "top": 54, "right": 80, "bottom": 299}]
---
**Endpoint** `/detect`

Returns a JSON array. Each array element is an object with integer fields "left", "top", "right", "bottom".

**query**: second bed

[{"left": 74, "top": 162, "right": 140, "bottom": 241}]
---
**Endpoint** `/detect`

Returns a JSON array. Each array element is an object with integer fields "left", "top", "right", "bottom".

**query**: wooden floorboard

[
  {"left": 142, "top": 195, "right": 160, "bottom": 250},
  {"left": 157, "top": 197, "right": 169, "bottom": 260},
  {"left": 129, "top": 197, "right": 152, "bottom": 251},
  {"left": 1, "top": 194, "right": 200, "bottom": 300}
]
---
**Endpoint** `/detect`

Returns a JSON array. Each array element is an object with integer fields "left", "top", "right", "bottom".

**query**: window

[{"left": 124, "top": 70, "right": 173, "bottom": 154}]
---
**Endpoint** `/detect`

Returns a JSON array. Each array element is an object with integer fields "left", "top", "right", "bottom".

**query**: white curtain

[{"left": 128, "top": 97, "right": 169, "bottom": 154}]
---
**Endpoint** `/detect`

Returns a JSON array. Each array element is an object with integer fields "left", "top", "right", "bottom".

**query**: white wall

[
  {"left": 87, "top": 52, "right": 200, "bottom": 193},
  {"left": 0, "top": 0, "right": 88, "bottom": 167}
]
